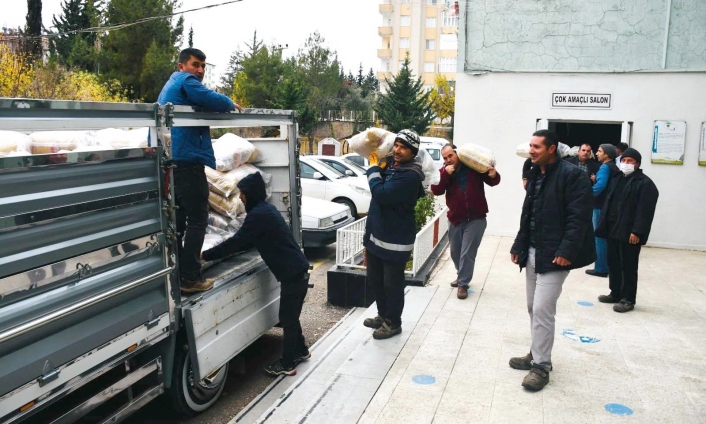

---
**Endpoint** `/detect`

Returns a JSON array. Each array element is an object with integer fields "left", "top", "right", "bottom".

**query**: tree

[
  {"left": 236, "top": 45, "right": 286, "bottom": 108},
  {"left": 51, "top": 0, "right": 103, "bottom": 71},
  {"left": 429, "top": 74, "right": 455, "bottom": 124},
  {"left": 0, "top": 44, "right": 33, "bottom": 97},
  {"left": 99, "top": 0, "right": 183, "bottom": 102},
  {"left": 220, "top": 31, "right": 262, "bottom": 95},
  {"left": 375, "top": 56, "right": 436, "bottom": 134},
  {"left": 363, "top": 68, "right": 379, "bottom": 97},
  {"left": 188, "top": 26, "right": 193, "bottom": 47},
  {"left": 24, "top": 0, "right": 44, "bottom": 61}
]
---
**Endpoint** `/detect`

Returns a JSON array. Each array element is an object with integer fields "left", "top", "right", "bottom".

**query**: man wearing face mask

[{"left": 596, "top": 148, "right": 659, "bottom": 313}]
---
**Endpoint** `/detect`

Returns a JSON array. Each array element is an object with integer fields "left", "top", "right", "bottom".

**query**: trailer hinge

[
  {"left": 145, "top": 310, "right": 160, "bottom": 329},
  {"left": 76, "top": 263, "right": 92, "bottom": 279},
  {"left": 38, "top": 360, "right": 60, "bottom": 387}
]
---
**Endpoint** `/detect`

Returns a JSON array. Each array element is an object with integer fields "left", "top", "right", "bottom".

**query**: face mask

[{"left": 620, "top": 163, "right": 635, "bottom": 176}]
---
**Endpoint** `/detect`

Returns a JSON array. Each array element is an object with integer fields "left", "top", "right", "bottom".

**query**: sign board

[
  {"left": 651, "top": 120, "right": 686, "bottom": 165},
  {"left": 700, "top": 123, "right": 706, "bottom": 166},
  {"left": 552, "top": 93, "right": 611, "bottom": 109}
]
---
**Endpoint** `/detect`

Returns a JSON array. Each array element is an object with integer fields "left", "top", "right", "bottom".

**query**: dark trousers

[
  {"left": 607, "top": 238, "right": 642, "bottom": 303},
  {"left": 280, "top": 273, "right": 309, "bottom": 367},
  {"left": 174, "top": 163, "right": 209, "bottom": 281},
  {"left": 367, "top": 251, "right": 406, "bottom": 327}
]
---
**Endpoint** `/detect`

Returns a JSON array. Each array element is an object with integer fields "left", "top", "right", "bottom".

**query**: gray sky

[{"left": 3, "top": 0, "right": 381, "bottom": 81}]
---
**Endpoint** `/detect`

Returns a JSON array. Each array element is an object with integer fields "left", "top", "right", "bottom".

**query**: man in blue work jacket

[{"left": 158, "top": 48, "right": 241, "bottom": 293}]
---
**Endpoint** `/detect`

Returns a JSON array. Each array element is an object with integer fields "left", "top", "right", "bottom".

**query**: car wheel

[
  {"left": 169, "top": 343, "right": 229, "bottom": 418},
  {"left": 333, "top": 198, "right": 357, "bottom": 218}
]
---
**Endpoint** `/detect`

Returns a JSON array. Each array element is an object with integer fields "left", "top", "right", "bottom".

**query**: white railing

[
  {"left": 336, "top": 217, "right": 368, "bottom": 270},
  {"left": 335, "top": 207, "right": 449, "bottom": 277}
]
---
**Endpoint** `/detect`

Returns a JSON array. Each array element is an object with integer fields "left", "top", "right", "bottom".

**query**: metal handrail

[{"left": 0, "top": 267, "right": 173, "bottom": 345}]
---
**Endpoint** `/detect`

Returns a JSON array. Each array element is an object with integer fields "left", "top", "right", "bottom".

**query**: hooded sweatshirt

[
  {"left": 364, "top": 154, "right": 425, "bottom": 263},
  {"left": 202, "top": 172, "right": 309, "bottom": 282}
]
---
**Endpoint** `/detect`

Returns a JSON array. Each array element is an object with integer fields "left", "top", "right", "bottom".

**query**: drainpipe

[{"left": 662, "top": 0, "right": 672, "bottom": 69}]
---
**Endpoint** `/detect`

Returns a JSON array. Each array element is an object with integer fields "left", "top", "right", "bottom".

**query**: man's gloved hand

[{"left": 369, "top": 152, "right": 388, "bottom": 170}]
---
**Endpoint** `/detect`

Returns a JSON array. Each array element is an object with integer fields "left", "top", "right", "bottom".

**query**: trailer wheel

[{"left": 169, "top": 346, "right": 229, "bottom": 417}]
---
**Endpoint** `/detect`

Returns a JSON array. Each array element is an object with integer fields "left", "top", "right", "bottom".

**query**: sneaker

[
  {"left": 598, "top": 294, "right": 620, "bottom": 303},
  {"left": 509, "top": 352, "right": 533, "bottom": 370},
  {"left": 373, "top": 320, "right": 402, "bottom": 340},
  {"left": 181, "top": 278, "right": 214, "bottom": 293},
  {"left": 264, "top": 360, "right": 296, "bottom": 376},
  {"left": 613, "top": 300, "right": 635, "bottom": 313},
  {"left": 457, "top": 286, "right": 468, "bottom": 299},
  {"left": 450, "top": 280, "right": 459, "bottom": 287},
  {"left": 585, "top": 269, "right": 608, "bottom": 278},
  {"left": 293, "top": 350, "right": 311, "bottom": 366},
  {"left": 522, "top": 367, "right": 549, "bottom": 391},
  {"left": 363, "top": 315, "right": 384, "bottom": 329}
]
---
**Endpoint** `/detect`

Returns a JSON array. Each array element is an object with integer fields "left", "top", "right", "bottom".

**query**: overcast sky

[{"left": 3, "top": 0, "right": 381, "bottom": 81}]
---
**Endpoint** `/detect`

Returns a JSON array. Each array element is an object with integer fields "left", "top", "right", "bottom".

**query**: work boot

[
  {"left": 373, "top": 320, "right": 402, "bottom": 340},
  {"left": 457, "top": 286, "right": 468, "bottom": 299},
  {"left": 180, "top": 278, "right": 214, "bottom": 293},
  {"left": 363, "top": 315, "right": 384, "bottom": 329},
  {"left": 450, "top": 280, "right": 459, "bottom": 287},
  {"left": 598, "top": 294, "right": 620, "bottom": 303},
  {"left": 522, "top": 367, "right": 549, "bottom": 391},
  {"left": 613, "top": 299, "right": 635, "bottom": 313},
  {"left": 585, "top": 269, "right": 608, "bottom": 278},
  {"left": 509, "top": 352, "right": 533, "bottom": 370}
]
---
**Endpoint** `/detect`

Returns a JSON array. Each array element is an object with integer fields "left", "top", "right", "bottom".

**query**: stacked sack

[
  {"left": 0, "top": 131, "right": 32, "bottom": 157},
  {"left": 0, "top": 128, "right": 150, "bottom": 158},
  {"left": 203, "top": 133, "right": 271, "bottom": 255},
  {"left": 457, "top": 143, "right": 496, "bottom": 173}
]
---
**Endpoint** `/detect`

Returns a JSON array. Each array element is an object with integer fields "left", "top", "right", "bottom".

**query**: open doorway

[{"left": 544, "top": 120, "right": 630, "bottom": 153}]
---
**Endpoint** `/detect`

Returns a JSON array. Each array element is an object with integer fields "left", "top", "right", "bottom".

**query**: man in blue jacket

[
  {"left": 202, "top": 172, "right": 311, "bottom": 376},
  {"left": 363, "top": 129, "right": 425, "bottom": 340},
  {"left": 157, "top": 48, "right": 241, "bottom": 293}
]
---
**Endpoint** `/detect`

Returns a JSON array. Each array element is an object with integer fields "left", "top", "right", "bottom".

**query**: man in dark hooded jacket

[
  {"left": 202, "top": 172, "right": 310, "bottom": 376},
  {"left": 363, "top": 129, "right": 425, "bottom": 340}
]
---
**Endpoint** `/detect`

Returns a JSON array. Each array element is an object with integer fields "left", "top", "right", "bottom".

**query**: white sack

[
  {"left": 212, "top": 133, "right": 257, "bottom": 171},
  {"left": 348, "top": 127, "right": 397, "bottom": 159},
  {"left": 456, "top": 143, "right": 496, "bottom": 173},
  {"left": 0, "top": 131, "right": 31, "bottom": 154}
]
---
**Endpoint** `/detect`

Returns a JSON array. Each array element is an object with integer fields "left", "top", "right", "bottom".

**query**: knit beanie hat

[
  {"left": 395, "top": 129, "right": 420, "bottom": 156},
  {"left": 620, "top": 147, "right": 642, "bottom": 163},
  {"left": 599, "top": 144, "right": 617, "bottom": 160}
]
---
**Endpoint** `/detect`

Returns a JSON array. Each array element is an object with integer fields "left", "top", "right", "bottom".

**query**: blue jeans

[{"left": 593, "top": 209, "right": 608, "bottom": 273}]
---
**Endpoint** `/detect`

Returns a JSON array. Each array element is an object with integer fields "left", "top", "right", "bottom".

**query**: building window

[
  {"left": 381, "top": 59, "right": 390, "bottom": 71},
  {"left": 438, "top": 57, "right": 457, "bottom": 72},
  {"left": 425, "top": 39, "right": 436, "bottom": 50},
  {"left": 399, "top": 61, "right": 405, "bottom": 70},
  {"left": 442, "top": 11, "right": 459, "bottom": 27},
  {"left": 440, "top": 34, "right": 457, "bottom": 50},
  {"left": 426, "top": 17, "right": 437, "bottom": 28},
  {"left": 400, "top": 37, "right": 410, "bottom": 48},
  {"left": 427, "top": 0, "right": 437, "bottom": 4},
  {"left": 400, "top": 15, "right": 411, "bottom": 26},
  {"left": 424, "top": 62, "right": 435, "bottom": 72}
]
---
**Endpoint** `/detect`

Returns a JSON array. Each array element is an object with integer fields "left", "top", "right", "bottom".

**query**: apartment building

[{"left": 377, "top": 0, "right": 459, "bottom": 90}]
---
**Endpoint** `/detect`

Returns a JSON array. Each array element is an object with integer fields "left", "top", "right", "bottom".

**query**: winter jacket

[
  {"left": 202, "top": 172, "right": 309, "bottom": 282},
  {"left": 592, "top": 161, "right": 620, "bottom": 209},
  {"left": 510, "top": 158, "right": 596, "bottom": 273},
  {"left": 595, "top": 169, "right": 659, "bottom": 245},
  {"left": 157, "top": 72, "right": 235, "bottom": 169},
  {"left": 565, "top": 156, "right": 601, "bottom": 180},
  {"left": 364, "top": 157, "right": 425, "bottom": 263},
  {"left": 430, "top": 163, "right": 500, "bottom": 225}
]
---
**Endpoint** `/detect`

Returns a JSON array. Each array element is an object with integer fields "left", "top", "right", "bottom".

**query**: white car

[
  {"left": 309, "top": 154, "right": 367, "bottom": 177},
  {"left": 299, "top": 156, "right": 371, "bottom": 217},
  {"left": 301, "top": 196, "right": 355, "bottom": 248},
  {"left": 341, "top": 153, "right": 369, "bottom": 169}
]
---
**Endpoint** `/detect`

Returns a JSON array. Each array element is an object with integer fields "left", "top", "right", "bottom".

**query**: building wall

[
  {"left": 462, "top": 0, "right": 706, "bottom": 72},
  {"left": 454, "top": 71, "right": 706, "bottom": 251}
]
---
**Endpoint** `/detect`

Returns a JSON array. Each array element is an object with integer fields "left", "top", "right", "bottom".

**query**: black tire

[
  {"left": 169, "top": 344, "right": 229, "bottom": 418},
  {"left": 334, "top": 198, "right": 357, "bottom": 218}
]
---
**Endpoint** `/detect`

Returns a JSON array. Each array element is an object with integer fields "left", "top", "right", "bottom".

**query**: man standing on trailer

[{"left": 158, "top": 48, "right": 242, "bottom": 293}]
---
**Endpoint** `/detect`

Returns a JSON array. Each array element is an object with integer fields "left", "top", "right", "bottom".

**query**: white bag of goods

[
  {"left": 28, "top": 131, "right": 95, "bottom": 154},
  {"left": 207, "top": 211, "right": 231, "bottom": 231},
  {"left": 348, "top": 127, "right": 397, "bottom": 159},
  {"left": 0, "top": 130, "right": 32, "bottom": 154},
  {"left": 94, "top": 128, "right": 148, "bottom": 149},
  {"left": 515, "top": 142, "right": 531, "bottom": 158},
  {"left": 201, "top": 233, "right": 226, "bottom": 253},
  {"left": 415, "top": 148, "right": 439, "bottom": 187},
  {"left": 212, "top": 133, "right": 257, "bottom": 172},
  {"left": 205, "top": 164, "right": 264, "bottom": 197},
  {"left": 229, "top": 212, "right": 247, "bottom": 233},
  {"left": 206, "top": 225, "right": 234, "bottom": 239},
  {"left": 456, "top": 143, "right": 496, "bottom": 173},
  {"left": 568, "top": 146, "right": 580, "bottom": 157},
  {"left": 208, "top": 191, "right": 245, "bottom": 219},
  {"left": 557, "top": 142, "right": 571, "bottom": 158}
]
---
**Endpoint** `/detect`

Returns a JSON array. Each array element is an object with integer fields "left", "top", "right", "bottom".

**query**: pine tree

[
  {"left": 24, "top": 0, "right": 43, "bottom": 61},
  {"left": 374, "top": 57, "right": 436, "bottom": 134},
  {"left": 364, "top": 68, "right": 379, "bottom": 96},
  {"left": 51, "top": 0, "right": 103, "bottom": 71},
  {"left": 356, "top": 63, "right": 364, "bottom": 87},
  {"left": 188, "top": 26, "right": 193, "bottom": 47}
]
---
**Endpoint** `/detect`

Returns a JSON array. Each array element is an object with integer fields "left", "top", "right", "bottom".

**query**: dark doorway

[{"left": 548, "top": 121, "right": 624, "bottom": 152}]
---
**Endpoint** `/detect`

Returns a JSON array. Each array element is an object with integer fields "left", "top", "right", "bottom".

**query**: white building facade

[{"left": 454, "top": 0, "right": 706, "bottom": 251}]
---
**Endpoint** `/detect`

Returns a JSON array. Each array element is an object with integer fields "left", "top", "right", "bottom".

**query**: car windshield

[
  {"left": 342, "top": 158, "right": 366, "bottom": 173},
  {"left": 425, "top": 148, "right": 441, "bottom": 161},
  {"left": 311, "top": 159, "right": 346, "bottom": 178}
]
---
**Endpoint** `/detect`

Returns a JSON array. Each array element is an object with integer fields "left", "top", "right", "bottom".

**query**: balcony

[
  {"left": 379, "top": 3, "right": 393, "bottom": 14},
  {"left": 377, "top": 49, "right": 392, "bottom": 58},
  {"left": 377, "top": 71, "right": 392, "bottom": 80},
  {"left": 378, "top": 26, "right": 392, "bottom": 36}
]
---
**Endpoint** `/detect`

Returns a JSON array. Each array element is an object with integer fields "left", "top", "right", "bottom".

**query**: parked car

[
  {"left": 299, "top": 156, "right": 371, "bottom": 217},
  {"left": 341, "top": 152, "right": 369, "bottom": 169},
  {"left": 310, "top": 154, "right": 367, "bottom": 177},
  {"left": 301, "top": 196, "right": 355, "bottom": 247}
]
